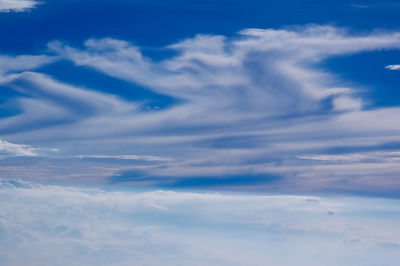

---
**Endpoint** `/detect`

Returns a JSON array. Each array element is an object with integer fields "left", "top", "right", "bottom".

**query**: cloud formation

[
  {"left": 49, "top": 26, "right": 400, "bottom": 118},
  {"left": 385, "top": 64, "right": 400, "bottom": 70},
  {"left": 0, "top": 0, "right": 41, "bottom": 12},
  {"left": 1, "top": 25, "right": 400, "bottom": 193},
  {"left": 0, "top": 179, "right": 399, "bottom": 266},
  {"left": 0, "top": 139, "right": 37, "bottom": 157}
]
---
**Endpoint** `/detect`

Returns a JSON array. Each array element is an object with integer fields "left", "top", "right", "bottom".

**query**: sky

[{"left": 1, "top": 0, "right": 400, "bottom": 265}]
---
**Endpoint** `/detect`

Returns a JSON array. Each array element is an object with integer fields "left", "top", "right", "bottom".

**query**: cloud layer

[
  {"left": 1, "top": 25, "right": 400, "bottom": 193},
  {"left": 0, "top": 179, "right": 399, "bottom": 266}
]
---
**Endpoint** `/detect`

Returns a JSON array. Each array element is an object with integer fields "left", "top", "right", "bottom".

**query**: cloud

[
  {"left": 0, "top": 0, "right": 41, "bottom": 12},
  {"left": 77, "top": 154, "right": 171, "bottom": 161},
  {"left": 0, "top": 180, "right": 399, "bottom": 265},
  {"left": 0, "top": 139, "right": 37, "bottom": 157},
  {"left": 0, "top": 71, "right": 137, "bottom": 136},
  {"left": 0, "top": 139, "right": 57, "bottom": 158},
  {"left": 46, "top": 26, "right": 400, "bottom": 124},
  {"left": 298, "top": 151, "right": 400, "bottom": 162},
  {"left": 2, "top": 26, "right": 400, "bottom": 192},
  {"left": 332, "top": 96, "right": 362, "bottom": 111},
  {"left": 385, "top": 64, "right": 400, "bottom": 70},
  {"left": 0, "top": 55, "right": 55, "bottom": 74},
  {"left": 49, "top": 27, "right": 400, "bottom": 110}
]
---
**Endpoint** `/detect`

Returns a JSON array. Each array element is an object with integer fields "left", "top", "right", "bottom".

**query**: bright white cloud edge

[
  {"left": 385, "top": 64, "right": 400, "bottom": 70},
  {"left": 0, "top": 0, "right": 41, "bottom": 12},
  {"left": 0, "top": 139, "right": 38, "bottom": 156}
]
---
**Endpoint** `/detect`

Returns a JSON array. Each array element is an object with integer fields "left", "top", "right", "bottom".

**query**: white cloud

[
  {"left": 47, "top": 26, "right": 400, "bottom": 121},
  {"left": 0, "top": 71, "right": 137, "bottom": 138},
  {"left": 0, "top": 139, "right": 37, "bottom": 156},
  {"left": 0, "top": 0, "right": 41, "bottom": 12},
  {"left": 0, "top": 55, "right": 54, "bottom": 73},
  {"left": 385, "top": 64, "right": 400, "bottom": 70},
  {"left": 333, "top": 96, "right": 362, "bottom": 111},
  {"left": 1, "top": 26, "right": 400, "bottom": 192},
  {"left": 0, "top": 139, "right": 58, "bottom": 158},
  {"left": 0, "top": 180, "right": 399, "bottom": 266}
]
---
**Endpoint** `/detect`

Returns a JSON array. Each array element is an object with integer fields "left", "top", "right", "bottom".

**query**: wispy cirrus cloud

[
  {"left": 0, "top": 71, "right": 136, "bottom": 136},
  {"left": 0, "top": 55, "right": 54, "bottom": 74},
  {"left": 49, "top": 26, "right": 400, "bottom": 116},
  {"left": 1, "top": 26, "right": 400, "bottom": 193},
  {"left": 0, "top": 0, "right": 41, "bottom": 12}
]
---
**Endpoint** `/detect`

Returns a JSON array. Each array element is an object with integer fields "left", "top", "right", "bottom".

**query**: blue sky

[{"left": 1, "top": 0, "right": 400, "bottom": 265}]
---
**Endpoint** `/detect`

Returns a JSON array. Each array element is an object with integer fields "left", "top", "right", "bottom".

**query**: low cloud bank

[{"left": 0, "top": 179, "right": 399, "bottom": 266}]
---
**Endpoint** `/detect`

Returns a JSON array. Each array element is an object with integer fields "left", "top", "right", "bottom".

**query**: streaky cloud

[
  {"left": 77, "top": 154, "right": 172, "bottom": 161},
  {"left": 1, "top": 26, "right": 400, "bottom": 193},
  {"left": 385, "top": 64, "right": 400, "bottom": 70}
]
